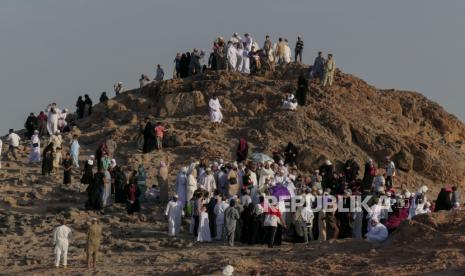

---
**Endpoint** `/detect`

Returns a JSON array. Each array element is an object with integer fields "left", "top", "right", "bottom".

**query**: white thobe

[
  {"left": 47, "top": 111, "right": 59, "bottom": 135},
  {"left": 175, "top": 172, "right": 188, "bottom": 206},
  {"left": 197, "top": 212, "right": 212, "bottom": 242},
  {"left": 165, "top": 200, "right": 184, "bottom": 236},
  {"left": 214, "top": 201, "right": 229, "bottom": 240},
  {"left": 258, "top": 168, "right": 274, "bottom": 192},
  {"left": 366, "top": 223, "right": 388, "bottom": 243},
  {"left": 242, "top": 50, "right": 250, "bottom": 74},
  {"left": 199, "top": 174, "right": 216, "bottom": 194},
  {"left": 209, "top": 98, "right": 223, "bottom": 123},
  {"left": 227, "top": 45, "right": 238, "bottom": 72},
  {"left": 367, "top": 204, "right": 382, "bottom": 231},
  {"left": 29, "top": 134, "right": 41, "bottom": 163},
  {"left": 284, "top": 45, "right": 292, "bottom": 63},
  {"left": 236, "top": 49, "right": 244, "bottom": 72},
  {"left": 53, "top": 225, "right": 72, "bottom": 267},
  {"left": 187, "top": 174, "right": 197, "bottom": 202}
]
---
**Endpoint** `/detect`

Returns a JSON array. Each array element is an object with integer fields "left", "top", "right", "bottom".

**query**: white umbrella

[{"left": 251, "top": 152, "right": 273, "bottom": 163}]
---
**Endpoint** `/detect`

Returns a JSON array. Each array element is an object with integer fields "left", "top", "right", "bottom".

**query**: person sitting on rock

[
  {"left": 139, "top": 74, "right": 151, "bottom": 88},
  {"left": 209, "top": 94, "right": 223, "bottom": 128},
  {"left": 99, "top": 92, "right": 109, "bottom": 103},
  {"left": 365, "top": 218, "right": 388, "bottom": 243},
  {"left": 113, "top": 82, "right": 124, "bottom": 95},
  {"left": 282, "top": 93, "right": 298, "bottom": 110}
]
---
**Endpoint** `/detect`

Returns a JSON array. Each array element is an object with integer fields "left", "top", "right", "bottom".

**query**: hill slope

[{"left": 76, "top": 64, "right": 465, "bottom": 192}]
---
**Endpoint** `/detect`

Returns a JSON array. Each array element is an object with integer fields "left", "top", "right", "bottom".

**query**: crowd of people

[
  {"left": 171, "top": 33, "right": 336, "bottom": 87},
  {"left": 161, "top": 140, "right": 461, "bottom": 247},
  {"left": 0, "top": 32, "right": 462, "bottom": 273}
]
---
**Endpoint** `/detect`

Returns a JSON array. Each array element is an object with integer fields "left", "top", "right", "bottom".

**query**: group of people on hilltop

[
  {"left": 171, "top": 33, "right": 336, "bottom": 86},
  {"left": 158, "top": 138, "right": 462, "bottom": 248}
]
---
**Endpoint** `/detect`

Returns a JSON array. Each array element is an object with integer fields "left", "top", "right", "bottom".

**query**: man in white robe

[
  {"left": 47, "top": 104, "right": 61, "bottom": 135},
  {"left": 187, "top": 163, "right": 198, "bottom": 202},
  {"left": 29, "top": 130, "right": 41, "bottom": 163},
  {"left": 58, "top": 108, "right": 68, "bottom": 131},
  {"left": 209, "top": 96, "right": 223, "bottom": 125},
  {"left": 165, "top": 195, "right": 184, "bottom": 237},
  {"left": 175, "top": 167, "right": 188, "bottom": 206},
  {"left": 365, "top": 218, "right": 388, "bottom": 243},
  {"left": 258, "top": 162, "right": 274, "bottom": 193},
  {"left": 227, "top": 42, "right": 238, "bottom": 72},
  {"left": 236, "top": 45, "right": 244, "bottom": 72},
  {"left": 367, "top": 198, "right": 383, "bottom": 231},
  {"left": 199, "top": 168, "right": 216, "bottom": 195},
  {"left": 53, "top": 219, "right": 72, "bottom": 268},
  {"left": 214, "top": 197, "right": 229, "bottom": 240},
  {"left": 70, "top": 135, "right": 80, "bottom": 168},
  {"left": 284, "top": 39, "right": 292, "bottom": 64},
  {"left": 282, "top": 93, "right": 298, "bottom": 110},
  {"left": 230, "top": 32, "right": 242, "bottom": 44},
  {"left": 244, "top": 33, "right": 253, "bottom": 51}
]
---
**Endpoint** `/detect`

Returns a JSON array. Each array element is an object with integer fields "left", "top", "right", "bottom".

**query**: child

[
  {"left": 154, "top": 122, "right": 165, "bottom": 150},
  {"left": 197, "top": 205, "right": 212, "bottom": 242}
]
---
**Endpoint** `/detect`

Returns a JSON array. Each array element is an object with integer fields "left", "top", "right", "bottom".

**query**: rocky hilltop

[
  {"left": 1, "top": 64, "right": 465, "bottom": 275},
  {"left": 76, "top": 64, "right": 465, "bottom": 192}
]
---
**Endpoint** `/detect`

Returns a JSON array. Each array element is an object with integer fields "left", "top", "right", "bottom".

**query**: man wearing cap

[
  {"left": 199, "top": 167, "right": 216, "bottom": 195},
  {"left": 53, "top": 219, "right": 72, "bottom": 268},
  {"left": 295, "top": 36, "right": 304, "bottom": 63},
  {"left": 86, "top": 218, "right": 102, "bottom": 269},
  {"left": 165, "top": 194, "right": 184, "bottom": 237}
]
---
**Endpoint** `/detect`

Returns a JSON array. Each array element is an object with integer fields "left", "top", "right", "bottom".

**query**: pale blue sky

[{"left": 1, "top": 0, "right": 464, "bottom": 131}]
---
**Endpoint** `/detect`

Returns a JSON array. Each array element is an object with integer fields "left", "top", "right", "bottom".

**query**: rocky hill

[
  {"left": 1, "top": 64, "right": 465, "bottom": 275},
  {"left": 75, "top": 64, "right": 465, "bottom": 193}
]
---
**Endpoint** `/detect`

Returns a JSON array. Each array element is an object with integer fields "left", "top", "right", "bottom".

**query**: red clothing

[
  {"left": 155, "top": 125, "right": 165, "bottom": 138},
  {"left": 385, "top": 207, "right": 409, "bottom": 230}
]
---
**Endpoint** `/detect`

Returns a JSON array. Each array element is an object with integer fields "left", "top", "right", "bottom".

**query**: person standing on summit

[
  {"left": 154, "top": 64, "right": 165, "bottom": 82},
  {"left": 312, "top": 51, "right": 325, "bottom": 83},
  {"left": 322, "top": 53, "right": 336, "bottom": 87},
  {"left": 295, "top": 36, "right": 304, "bottom": 63}
]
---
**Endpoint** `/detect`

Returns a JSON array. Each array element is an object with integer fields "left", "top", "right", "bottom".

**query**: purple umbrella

[{"left": 270, "top": 184, "right": 291, "bottom": 201}]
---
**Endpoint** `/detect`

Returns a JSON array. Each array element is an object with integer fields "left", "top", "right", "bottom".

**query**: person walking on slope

[
  {"left": 5, "top": 129, "right": 20, "bottom": 161},
  {"left": 295, "top": 36, "right": 304, "bottom": 63},
  {"left": 53, "top": 219, "right": 72, "bottom": 268},
  {"left": 322, "top": 53, "right": 336, "bottom": 87},
  {"left": 165, "top": 194, "right": 184, "bottom": 237}
]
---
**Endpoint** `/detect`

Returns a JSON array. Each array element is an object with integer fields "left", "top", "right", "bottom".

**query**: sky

[{"left": 1, "top": 0, "right": 464, "bottom": 132}]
